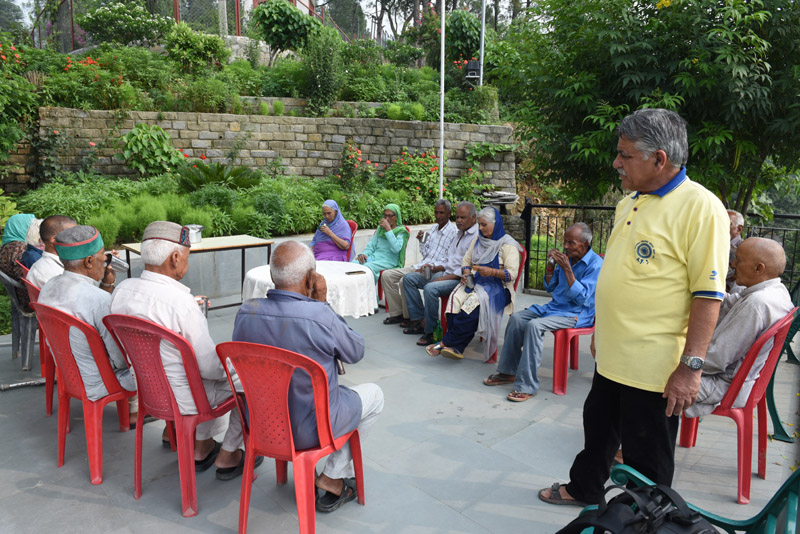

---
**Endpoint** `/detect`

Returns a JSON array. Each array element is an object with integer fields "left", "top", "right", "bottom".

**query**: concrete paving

[{"left": 0, "top": 291, "right": 798, "bottom": 534}]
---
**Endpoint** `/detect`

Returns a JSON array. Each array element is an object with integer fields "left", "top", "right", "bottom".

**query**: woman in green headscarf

[
  {"left": 352, "top": 204, "right": 410, "bottom": 282},
  {"left": 0, "top": 213, "right": 37, "bottom": 310}
]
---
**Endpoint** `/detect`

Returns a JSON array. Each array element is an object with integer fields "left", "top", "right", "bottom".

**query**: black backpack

[{"left": 556, "top": 484, "right": 717, "bottom": 534}]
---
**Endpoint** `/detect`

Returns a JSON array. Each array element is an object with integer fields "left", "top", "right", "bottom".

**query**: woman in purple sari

[{"left": 310, "top": 200, "right": 353, "bottom": 261}]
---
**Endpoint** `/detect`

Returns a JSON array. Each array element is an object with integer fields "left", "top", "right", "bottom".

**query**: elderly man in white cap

[
  {"left": 38, "top": 225, "right": 136, "bottom": 411},
  {"left": 110, "top": 221, "right": 261, "bottom": 480}
]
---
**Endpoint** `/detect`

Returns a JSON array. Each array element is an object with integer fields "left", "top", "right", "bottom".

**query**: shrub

[
  {"left": 182, "top": 77, "right": 231, "bottom": 112},
  {"left": 218, "top": 60, "right": 262, "bottom": 96},
  {"left": 382, "top": 148, "right": 441, "bottom": 204},
  {"left": 385, "top": 103, "right": 403, "bottom": 120},
  {"left": 259, "top": 101, "right": 270, "bottom": 115},
  {"left": 384, "top": 39, "right": 425, "bottom": 67},
  {"left": 342, "top": 39, "right": 383, "bottom": 68},
  {"left": 165, "top": 22, "right": 230, "bottom": 74},
  {"left": 0, "top": 36, "right": 39, "bottom": 162},
  {"left": 303, "top": 27, "right": 344, "bottom": 116},
  {"left": 261, "top": 58, "right": 306, "bottom": 97},
  {"left": 189, "top": 183, "right": 240, "bottom": 210},
  {"left": 77, "top": 1, "right": 173, "bottom": 46},
  {"left": 251, "top": 0, "right": 320, "bottom": 65},
  {"left": 446, "top": 10, "right": 480, "bottom": 63},
  {"left": 406, "top": 102, "right": 425, "bottom": 121},
  {"left": 116, "top": 194, "right": 169, "bottom": 242},
  {"left": 272, "top": 99, "right": 284, "bottom": 116},
  {"left": 86, "top": 211, "right": 121, "bottom": 246},
  {"left": 41, "top": 54, "right": 145, "bottom": 110},
  {"left": 121, "top": 123, "right": 185, "bottom": 177},
  {"left": 176, "top": 161, "right": 262, "bottom": 192},
  {"left": 333, "top": 140, "right": 377, "bottom": 191},
  {"left": 339, "top": 67, "right": 388, "bottom": 102}
]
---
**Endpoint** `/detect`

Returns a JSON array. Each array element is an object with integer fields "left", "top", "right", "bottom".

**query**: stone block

[
  {"left": 331, "top": 134, "right": 346, "bottom": 144},
  {"left": 304, "top": 142, "right": 316, "bottom": 150},
  {"left": 173, "top": 121, "right": 186, "bottom": 130},
  {"left": 206, "top": 149, "right": 224, "bottom": 158},
  {"left": 180, "top": 130, "right": 199, "bottom": 139},
  {"left": 285, "top": 141, "right": 303, "bottom": 150},
  {"left": 199, "top": 131, "right": 221, "bottom": 140},
  {"left": 318, "top": 159, "right": 335, "bottom": 167},
  {"left": 485, "top": 162, "right": 500, "bottom": 171},
  {"left": 295, "top": 133, "right": 308, "bottom": 141},
  {"left": 308, "top": 133, "right": 322, "bottom": 142},
  {"left": 297, "top": 150, "right": 308, "bottom": 157},
  {"left": 192, "top": 140, "right": 212, "bottom": 148},
  {"left": 252, "top": 150, "right": 279, "bottom": 158},
  {"left": 306, "top": 167, "right": 324, "bottom": 176}
]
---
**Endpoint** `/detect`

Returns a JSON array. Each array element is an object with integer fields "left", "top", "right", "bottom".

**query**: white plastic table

[{"left": 242, "top": 261, "right": 377, "bottom": 318}]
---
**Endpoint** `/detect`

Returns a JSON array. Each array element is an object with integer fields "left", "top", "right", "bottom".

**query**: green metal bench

[
  {"left": 608, "top": 464, "right": 799, "bottom": 534},
  {"left": 768, "top": 279, "right": 800, "bottom": 443}
]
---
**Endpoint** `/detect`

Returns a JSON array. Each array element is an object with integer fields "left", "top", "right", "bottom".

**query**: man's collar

[
  {"left": 62, "top": 269, "right": 100, "bottom": 287},
  {"left": 573, "top": 247, "right": 597, "bottom": 266},
  {"left": 633, "top": 167, "right": 687, "bottom": 198},
  {"left": 741, "top": 277, "right": 782, "bottom": 296},
  {"left": 140, "top": 269, "right": 190, "bottom": 293},
  {"left": 266, "top": 288, "right": 316, "bottom": 302},
  {"left": 461, "top": 223, "right": 478, "bottom": 236}
]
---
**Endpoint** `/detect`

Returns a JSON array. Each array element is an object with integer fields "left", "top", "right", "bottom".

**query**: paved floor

[{"left": 1, "top": 292, "right": 798, "bottom": 534}]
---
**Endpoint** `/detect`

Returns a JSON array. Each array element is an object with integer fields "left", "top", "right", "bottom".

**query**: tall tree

[
  {"left": 489, "top": 0, "right": 800, "bottom": 211},
  {"left": 0, "top": 0, "right": 24, "bottom": 31}
]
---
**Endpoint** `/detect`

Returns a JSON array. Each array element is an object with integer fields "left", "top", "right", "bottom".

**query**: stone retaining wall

[{"left": 2, "top": 107, "right": 515, "bottom": 196}]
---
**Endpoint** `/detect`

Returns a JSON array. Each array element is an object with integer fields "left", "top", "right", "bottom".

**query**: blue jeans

[
  {"left": 402, "top": 273, "right": 460, "bottom": 335},
  {"left": 497, "top": 309, "right": 576, "bottom": 394}
]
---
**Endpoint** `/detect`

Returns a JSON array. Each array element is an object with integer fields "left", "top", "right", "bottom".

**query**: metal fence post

[{"left": 521, "top": 197, "right": 533, "bottom": 290}]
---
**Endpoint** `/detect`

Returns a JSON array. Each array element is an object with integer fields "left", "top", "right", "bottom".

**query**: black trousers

[{"left": 566, "top": 370, "right": 680, "bottom": 504}]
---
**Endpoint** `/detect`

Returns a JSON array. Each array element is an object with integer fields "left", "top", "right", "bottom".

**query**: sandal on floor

[
  {"left": 416, "top": 334, "right": 435, "bottom": 346},
  {"left": 538, "top": 482, "right": 588, "bottom": 507},
  {"left": 440, "top": 347, "right": 463, "bottom": 360},
  {"left": 484, "top": 373, "right": 515, "bottom": 386},
  {"left": 507, "top": 390, "right": 536, "bottom": 402},
  {"left": 383, "top": 315, "right": 404, "bottom": 325},
  {"left": 403, "top": 322, "right": 425, "bottom": 335},
  {"left": 426, "top": 343, "right": 442, "bottom": 357},
  {"left": 195, "top": 441, "right": 221, "bottom": 472},
  {"left": 316, "top": 477, "right": 357, "bottom": 513},
  {"left": 399, "top": 319, "right": 414, "bottom": 328},
  {"left": 216, "top": 454, "right": 264, "bottom": 481}
]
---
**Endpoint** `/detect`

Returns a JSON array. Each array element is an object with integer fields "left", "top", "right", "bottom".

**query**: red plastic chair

[
  {"left": 22, "top": 277, "right": 56, "bottom": 416},
  {"left": 345, "top": 219, "right": 358, "bottom": 260},
  {"left": 103, "top": 314, "right": 236, "bottom": 517},
  {"left": 216, "top": 342, "right": 365, "bottom": 534},
  {"left": 377, "top": 225, "right": 411, "bottom": 313},
  {"left": 440, "top": 248, "right": 528, "bottom": 362},
  {"left": 15, "top": 259, "right": 29, "bottom": 276},
  {"left": 678, "top": 307, "right": 797, "bottom": 504},
  {"left": 30, "top": 303, "right": 135, "bottom": 485},
  {"left": 550, "top": 324, "right": 595, "bottom": 395}
]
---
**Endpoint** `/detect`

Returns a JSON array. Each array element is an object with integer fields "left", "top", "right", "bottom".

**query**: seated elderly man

[
  {"left": 233, "top": 241, "right": 384, "bottom": 513},
  {"left": 110, "top": 221, "right": 260, "bottom": 480},
  {"left": 38, "top": 225, "right": 136, "bottom": 411},
  {"left": 26, "top": 215, "right": 78, "bottom": 288},
  {"left": 685, "top": 237, "right": 793, "bottom": 417},
  {"left": 381, "top": 199, "right": 457, "bottom": 332},
  {"left": 403, "top": 201, "right": 479, "bottom": 346},
  {"left": 726, "top": 209, "right": 744, "bottom": 291},
  {"left": 484, "top": 223, "right": 603, "bottom": 402}
]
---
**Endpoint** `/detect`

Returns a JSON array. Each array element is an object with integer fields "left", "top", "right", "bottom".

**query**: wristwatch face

[{"left": 681, "top": 355, "right": 704, "bottom": 371}]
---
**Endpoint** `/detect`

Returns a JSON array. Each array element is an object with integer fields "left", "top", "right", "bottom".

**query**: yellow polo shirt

[{"left": 595, "top": 169, "right": 729, "bottom": 392}]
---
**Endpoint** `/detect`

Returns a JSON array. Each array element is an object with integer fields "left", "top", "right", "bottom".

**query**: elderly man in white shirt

[
  {"left": 26, "top": 215, "right": 77, "bottom": 289},
  {"left": 402, "top": 201, "right": 479, "bottom": 346},
  {"left": 110, "top": 221, "right": 260, "bottom": 480},
  {"left": 381, "top": 198, "right": 457, "bottom": 332}
]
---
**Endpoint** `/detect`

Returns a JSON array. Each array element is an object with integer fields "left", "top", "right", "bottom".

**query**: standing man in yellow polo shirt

[{"left": 539, "top": 109, "right": 729, "bottom": 506}]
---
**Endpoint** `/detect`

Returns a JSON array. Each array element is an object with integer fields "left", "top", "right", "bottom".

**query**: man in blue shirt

[
  {"left": 484, "top": 223, "right": 603, "bottom": 401},
  {"left": 232, "top": 241, "right": 384, "bottom": 513}
]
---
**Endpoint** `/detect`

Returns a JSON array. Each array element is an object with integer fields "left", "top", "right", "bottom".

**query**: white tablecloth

[{"left": 242, "top": 261, "right": 377, "bottom": 318}]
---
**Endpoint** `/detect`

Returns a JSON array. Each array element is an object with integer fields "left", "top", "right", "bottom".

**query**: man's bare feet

[
  {"left": 614, "top": 449, "right": 624, "bottom": 465},
  {"left": 214, "top": 448, "right": 243, "bottom": 469},
  {"left": 538, "top": 482, "right": 587, "bottom": 506},
  {"left": 194, "top": 438, "right": 216, "bottom": 461},
  {"left": 316, "top": 473, "right": 344, "bottom": 497}
]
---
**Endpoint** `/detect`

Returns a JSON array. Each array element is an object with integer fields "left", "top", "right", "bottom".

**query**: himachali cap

[
  {"left": 54, "top": 226, "right": 104, "bottom": 261},
  {"left": 142, "top": 221, "right": 191, "bottom": 247}
]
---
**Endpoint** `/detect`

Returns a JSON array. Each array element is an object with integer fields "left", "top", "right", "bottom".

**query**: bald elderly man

[{"left": 685, "top": 237, "right": 793, "bottom": 417}]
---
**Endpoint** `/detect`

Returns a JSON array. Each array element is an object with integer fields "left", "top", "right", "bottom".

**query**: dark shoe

[
  {"left": 195, "top": 441, "right": 221, "bottom": 472},
  {"left": 403, "top": 321, "right": 425, "bottom": 335},
  {"left": 382, "top": 315, "right": 404, "bottom": 325},
  {"left": 416, "top": 334, "right": 435, "bottom": 346},
  {"left": 316, "top": 477, "right": 357, "bottom": 513},
  {"left": 538, "top": 482, "right": 588, "bottom": 507},
  {"left": 162, "top": 439, "right": 172, "bottom": 449},
  {"left": 216, "top": 454, "right": 264, "bottom": 481},
  {"left": 129, "top": 414, "right": 158, "bottom": 430}
]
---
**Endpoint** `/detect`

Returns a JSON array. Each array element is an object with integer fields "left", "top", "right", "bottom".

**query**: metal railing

[{"left": 520, "top": 200, "right": 800, "bottom": 291}]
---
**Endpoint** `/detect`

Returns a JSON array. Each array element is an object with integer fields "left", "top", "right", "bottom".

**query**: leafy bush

[
  {"left": 339, "top": 67, "right": 388, "bottom": 102},
  {"left": 0, "top": 294, "right": 11, "bottom": 335},
  {"left": 177, "top": 161, "right": 262, "bottom": 192},
  {"left": 333, "top": 140, "right": 377, "bottom": 190},
  {"left": 0, "top": 193, "right": 19, "bottom": 228},
  {"left": 261, "top": 58, "right": 306, "bottom": 97},
  {"left": 189, "top": 183, "right": 241, "bottom": 210},
  {"left": 303, "top": 27, "right": 344, "bottom": 116},
  {"left": 342, "top": 39, "right": 383, "bottom": 68},
  {"left": 41, "top": 54, "right": 145, "bottom": 110},
  {"left": 384, "top": 39, "right": 425, "bottom": 67},
  {"left": 0, "top": 35, "right": 38, "bottom": 162},
  {"left": 382, "top": 148, "right": 442, "bottom": 203},
  {"left": 251, "top": 0, "right": 320, "bottom": 65},
  {"left": 272, "top": 99, "right": 284, "bottom": 115},
  {"left": 446, "top": 10, "right": 480, "bottom": 63},
  {"left": 93, "top": 45, "right": 173, "bottom": 93},
  {"left": 165, "top": 22, "right": 230, "bottom": 74},
  {"left": 121, "top": 123, "right": 185, "bottom": 176},
  {"left": 77, "top": 1, "right": 172, "bottom": 46},
  {"left": 86, "top": 210, "right": 122, "bottom": 246},
  {"left": 218, "top": 60, "right": 262, "bottom": 96},
  {"left": 259, "top": 101, "right": 270, "bottom": 115},
  {"left": 181, "top": 77, "right": 232, "bottom": 112}
]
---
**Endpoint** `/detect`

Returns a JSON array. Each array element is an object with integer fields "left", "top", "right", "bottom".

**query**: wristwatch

[{"left": 680, "top": 354, "right": 704, "bottom": 371}]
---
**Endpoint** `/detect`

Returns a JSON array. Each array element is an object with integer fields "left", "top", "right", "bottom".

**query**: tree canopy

[{"left": 489, "top": 0, "right": 800, "bottom": 212}]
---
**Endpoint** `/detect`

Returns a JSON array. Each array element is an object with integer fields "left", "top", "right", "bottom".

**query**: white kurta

[{"left": 26, "top": 251, "right": 64, "bottom": 289}]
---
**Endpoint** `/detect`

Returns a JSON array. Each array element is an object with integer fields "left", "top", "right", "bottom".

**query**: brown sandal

[
  {"left": 483, "top": 373, "right": 515, "bottom": 386},
  {"left": 507, "top": 390, "right": 536, "bottom": 402}
]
